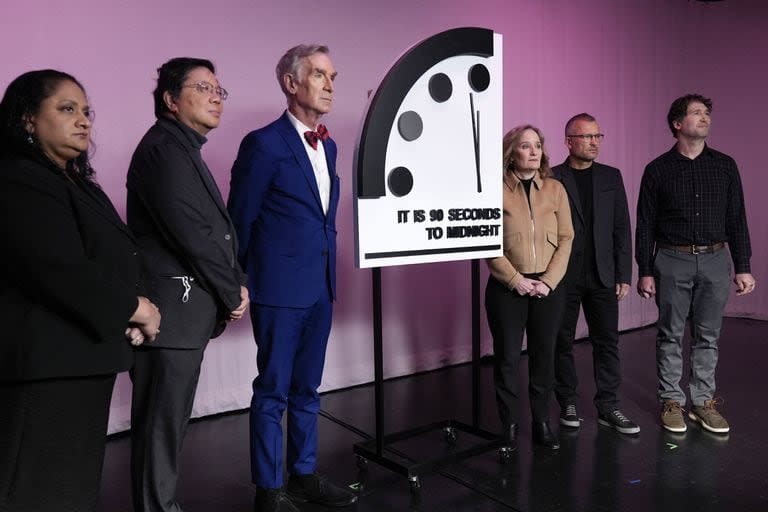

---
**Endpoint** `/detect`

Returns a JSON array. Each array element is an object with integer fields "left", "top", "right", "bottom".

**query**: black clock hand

[{"left": 470, "top": 92, "right": 482, "bottom": 193}]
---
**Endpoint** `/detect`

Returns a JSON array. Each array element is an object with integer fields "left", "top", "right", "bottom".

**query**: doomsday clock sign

[{"left": 354, "top": 27, "right": 503, "bottom": 268}]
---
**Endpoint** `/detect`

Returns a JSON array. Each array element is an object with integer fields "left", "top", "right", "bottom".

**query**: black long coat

[{"left": 0, "top": 155, "right": 140, "bottom": 381}]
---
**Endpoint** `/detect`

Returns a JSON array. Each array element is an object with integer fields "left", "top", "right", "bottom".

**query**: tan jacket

[{"left": 487, "top": 170, "right": 574, "bottom": 290}]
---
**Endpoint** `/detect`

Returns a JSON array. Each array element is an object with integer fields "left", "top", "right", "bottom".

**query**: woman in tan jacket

[{"left": 486, "top": 125, "right": 573, "bottom": 451}]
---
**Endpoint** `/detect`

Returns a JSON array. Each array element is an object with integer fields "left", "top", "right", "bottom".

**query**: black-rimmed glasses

[{"left": 567, "top": 133, "right": 605, "bottom": 142}]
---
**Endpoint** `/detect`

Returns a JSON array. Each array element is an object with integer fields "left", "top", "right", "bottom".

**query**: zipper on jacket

[{"left": 528, "top": 189, "right": 536, "bottom": 267}]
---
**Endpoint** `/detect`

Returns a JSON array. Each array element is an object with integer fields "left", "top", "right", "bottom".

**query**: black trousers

[
  {"left": 486, "top": 275, "right": 566, "bottom": 426},
  {"left": 554, "top": 268, "right": 621, "bottom": 413},
  {"left": 0, "top": 374, "right": 116, "bottom": 512},
  {"left": 130, "top": 345, "right": 206, "bottom": 512}
]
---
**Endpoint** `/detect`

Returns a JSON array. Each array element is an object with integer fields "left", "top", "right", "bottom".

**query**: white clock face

[{"left": 355, "top": 29, "right": 503, "bottom": 268}]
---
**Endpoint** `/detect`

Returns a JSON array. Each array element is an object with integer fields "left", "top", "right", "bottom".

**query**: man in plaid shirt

[{"left": 636, "top": 93, "right": 756, "bottom": 435}]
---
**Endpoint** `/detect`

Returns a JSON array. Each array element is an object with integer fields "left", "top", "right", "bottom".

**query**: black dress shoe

[
  {"left": 254, "top": 487, "right": 300, "bottom": 512},
  {"left": 501, "top": 424, "right": 518, "bottom": 451},
  {"left": 531, "top": 421, "right": 560, "bottom": 450},
  {"left": 286, "top": 473, "right": 358, "bottom": 507}
]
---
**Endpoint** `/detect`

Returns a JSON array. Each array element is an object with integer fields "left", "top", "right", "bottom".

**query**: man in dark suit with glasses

[{"left": 552, "top": 113, "right": 639, "bottom": 436}]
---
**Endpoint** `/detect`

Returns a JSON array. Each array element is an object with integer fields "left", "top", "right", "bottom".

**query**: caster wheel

[
  {"left": 498, "top": 446, "right": 513, "bottom": 464},
  {"left": 442, "top": 426, "right": 457, "bottom": 445},
  {"left": 408, "top": 475, "right": 421, "bottom": 495}
]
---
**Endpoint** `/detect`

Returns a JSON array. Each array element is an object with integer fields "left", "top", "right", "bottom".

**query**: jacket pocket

[{"left": 546, "top": 231, "right": 559, "bottom": 248}]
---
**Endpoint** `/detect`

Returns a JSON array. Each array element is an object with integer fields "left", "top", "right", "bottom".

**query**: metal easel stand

[{"left": 352, "top": 260, "right": 504, "bottom": 495}]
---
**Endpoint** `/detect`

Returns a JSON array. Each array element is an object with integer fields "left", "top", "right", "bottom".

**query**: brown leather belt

[{"left": 656, "top": 242, "right": 725, "bottom": 255}]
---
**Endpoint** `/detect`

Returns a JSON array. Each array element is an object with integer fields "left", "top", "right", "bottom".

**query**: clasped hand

[
  {"left": 514, "top": 277, "right": 550, "bottom": 298},
  {"left": 125, "top": 296, "right": 161, "bottom": 346},
  {"left": 228, "top": 286, "right": 250, "bottom": 321}
]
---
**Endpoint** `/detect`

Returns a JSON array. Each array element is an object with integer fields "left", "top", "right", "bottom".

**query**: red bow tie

[{"left": 304, "top": 124, "right": 329, "bottom": 150}]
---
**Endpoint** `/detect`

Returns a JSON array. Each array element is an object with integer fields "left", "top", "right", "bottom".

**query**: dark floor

[{"left": 98, "top": 318, "right": 768, "bottom": 511}]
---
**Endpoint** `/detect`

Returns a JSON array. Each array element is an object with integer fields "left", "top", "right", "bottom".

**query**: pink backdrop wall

[{"left": 2, "top": 0, "right": 765, "bottom": 432}]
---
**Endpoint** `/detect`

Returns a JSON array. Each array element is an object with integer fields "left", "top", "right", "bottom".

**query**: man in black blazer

[
  {"left": 126, "top": 57, "right": 249, "bottom": 512},
  {"left": 551, "top": 113, "right": 639, "bottom": 435}
]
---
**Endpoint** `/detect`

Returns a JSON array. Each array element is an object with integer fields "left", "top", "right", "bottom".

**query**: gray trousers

[
  {"left": 653, "top": 247, "right": 731, "bottom": 406},
  {"left": 130, "top": 345, "right": 206, "bottom": 512}
]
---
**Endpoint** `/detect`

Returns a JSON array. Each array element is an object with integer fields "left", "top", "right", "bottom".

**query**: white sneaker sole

[
  {"left": 661, "top": 420, "right": 687, "bottom": 433},
  {"left": 688, "top": 412, "right": 730, "bottom": 434},
  {"left": 559, "top": 417, "right": 581, "bottom": 428},
  {"left": 597, "top": 417, "right": 641, "bottom": 434}
]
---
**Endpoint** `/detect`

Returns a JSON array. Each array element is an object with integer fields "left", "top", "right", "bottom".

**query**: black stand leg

[
  {"left": 472, "top": 259, "right": 481, "bottom": 428},
  {"left": 352, "top": 262, "right": 502, "bottom": 490},
  {"left": 372, "top": 267, "right": 384, "bottom": 456}
]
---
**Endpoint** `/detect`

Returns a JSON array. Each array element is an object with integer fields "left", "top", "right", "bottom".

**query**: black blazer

[
  {"left": 551, "top": 161, "right": 632, "bottom": 288},
  {"left": 0, "top": 155, "right": 139, "bottom": 382},
  {"left": 127, "top": 118, "right": 246, "bottom": 349}
]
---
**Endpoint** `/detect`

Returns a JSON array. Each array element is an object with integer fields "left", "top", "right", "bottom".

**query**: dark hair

[
  {"left": 667, "top": 94, "right": 712, "bottom": 138},
  {"left": 503, "top": 124, "right": 552, "bottom": 178},
  {"left": 564, "top": 112, "right": 596, "bottom": 136},
  {"left": 153, "top": 57, "right": 215, "bottom": 118},
  {"left": 0, "top": 69, "right": 94, "bottom": 177}
]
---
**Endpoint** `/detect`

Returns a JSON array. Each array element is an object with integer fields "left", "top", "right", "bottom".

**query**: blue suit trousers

[{"left": 248, "top": 296, "right": 332, "bottom": 488}]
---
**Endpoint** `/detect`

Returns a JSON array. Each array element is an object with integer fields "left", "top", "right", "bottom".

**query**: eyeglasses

[
  {"left": 182, "top": 81, "right": 229, "bottom": 100},
  {"left": 567, "top": 133, "right": 604, "bottom": 142}
]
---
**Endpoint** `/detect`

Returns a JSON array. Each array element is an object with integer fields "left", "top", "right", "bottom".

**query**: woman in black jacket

[{"left": 0, "top": 70, "right": 160, "bottom": 512}]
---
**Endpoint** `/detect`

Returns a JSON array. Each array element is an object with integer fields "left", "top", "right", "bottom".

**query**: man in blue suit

[{"left": 228, "top": 45, "right": 355, "bottom": 512}]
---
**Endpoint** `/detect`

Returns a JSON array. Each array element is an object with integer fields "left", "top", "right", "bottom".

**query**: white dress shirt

[{"left": 286, "top": 110, "right": 330, "bottom": 214}]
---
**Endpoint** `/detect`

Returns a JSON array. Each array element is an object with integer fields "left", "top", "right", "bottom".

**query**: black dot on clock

[
  {"left": 397, "top": 111, "right": 423, "bottom": 141},
  {"left": 428, "top": 73, "right": 452, "bottom": 103},
  {"left": 468, "top": 64, "right": 490, "bottom": 92},
  {"left": 388, "top": 167, "right": 414, "bottom": 197}
]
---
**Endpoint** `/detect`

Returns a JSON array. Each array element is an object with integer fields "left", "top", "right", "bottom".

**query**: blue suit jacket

[{"left": 228, "top": 112, "right": 339, "bottom": 308}]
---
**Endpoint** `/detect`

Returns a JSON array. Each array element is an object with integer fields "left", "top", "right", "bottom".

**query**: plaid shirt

[{"left": 635, "top": 144, "right": 751, "bottom": 276}]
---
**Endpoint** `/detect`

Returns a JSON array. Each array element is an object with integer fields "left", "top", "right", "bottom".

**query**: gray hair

[{"left": 275, "top": 44, "right": 330, "bottom": 95}]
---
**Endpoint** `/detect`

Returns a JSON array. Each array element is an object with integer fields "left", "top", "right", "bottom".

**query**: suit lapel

[
  {"left": 70, "top": 179, "right": 134, "bottom": 241},
  {"left": 192, "top": 156, "right": 230, "bottom": 221},
  {"left": 276, "top": 113, "right": 325, "bottom": 213},
  {"left": 325, "top": 139, "right": 338, "bottom": 219},
  {"left": 591, "top": 161, "right": 604, "bottom": 213},
  {"left": 158, "top": 120, "right": 232, "bottom": 224}
]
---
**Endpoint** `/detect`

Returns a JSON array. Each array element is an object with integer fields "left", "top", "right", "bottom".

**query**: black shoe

[
  {"left": 286, "top": 473, "right": 358, "bottom": 507},
  {"left": 254, "top": 487, "right": 300, "bottom": 512},
  {"left": 501, "top": 424, "right": 518, "bottom": 451},
  {"left": 598, "top": 409, "right": 641, "bottom": 435},
  {"left": 531, "top": 421, "right": 560, "bottom": 450},
  {"left": 559, "top": 404, "right": 581, "bottom": 428}
]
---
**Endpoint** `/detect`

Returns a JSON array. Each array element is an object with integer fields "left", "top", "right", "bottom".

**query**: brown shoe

[
  {"left": 689, "top": 398, "right": 730, "bottom": 434},
  {"left": 661, "top": 400, "right": 687, "bottom": 432}
]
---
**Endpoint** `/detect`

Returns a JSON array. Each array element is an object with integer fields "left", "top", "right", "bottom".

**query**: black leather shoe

[
  {"left": 531, "top": 421, "right": 560, "bottom": 450},
  {"left": 254, "top": 487, "right": 300, "bottom": 512},
  {"left": 501, "top": 424, "right": 518, "bottom": 451},
  {"left": 286, "top": 473, "right": 358, "bottom": 507}
]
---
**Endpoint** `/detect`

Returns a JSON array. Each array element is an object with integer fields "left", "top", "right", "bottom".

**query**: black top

[
  {"left": 520, "top": 176, "right": 533, "bottom": 209},
  {"left": 127, "top": 116, "right": 246, "bottom": 348},
  {"left": 0, "top": 154, "right": 139, "bottom": 381},
  {"left": 571, "top": 166, "right": 596, "bottom": 276},
  {"left": 635, "top": 145, "right": 752, "bottom": 276}
]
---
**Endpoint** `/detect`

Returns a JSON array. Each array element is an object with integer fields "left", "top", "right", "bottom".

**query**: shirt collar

[
  {"left": 285, "top": 110, "right": 316, "bottom": 136},
  {"left": 563, "top": 158, "right": 594, "bottom": 172},
  {"left": 670, "top": 143, "right": 713, "bottom": 161},
  {"left": 505, "top": 169, "right": 544, "bottom": 190}
]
